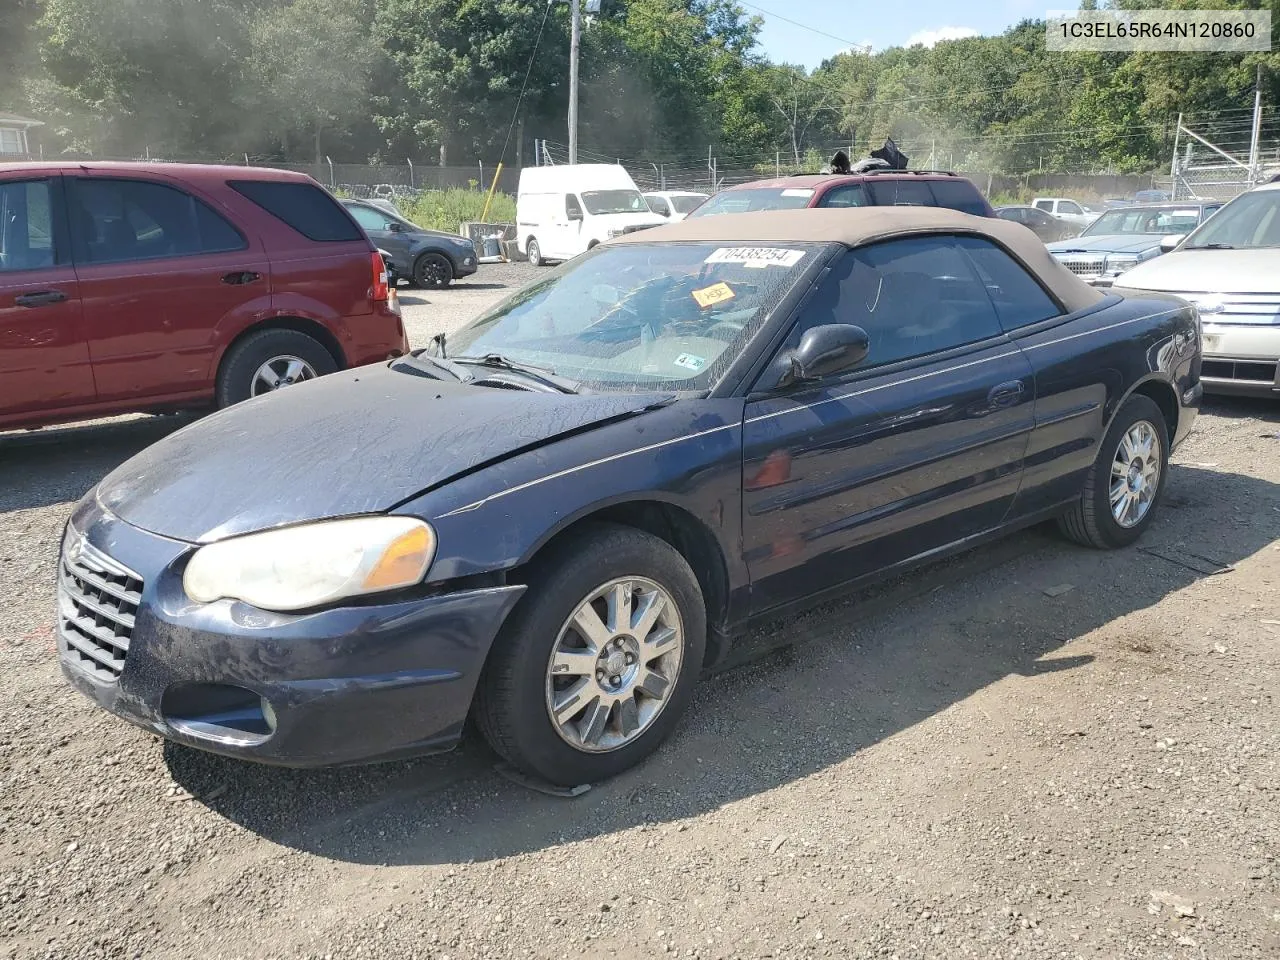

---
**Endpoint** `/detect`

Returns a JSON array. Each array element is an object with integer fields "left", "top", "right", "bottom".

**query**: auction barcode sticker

[
  {"left": 1046, "top": 9, "right": 1270, "bottom": 52},
  {"left": 705, "top": 247, "right": 806, "bottom": 268}
]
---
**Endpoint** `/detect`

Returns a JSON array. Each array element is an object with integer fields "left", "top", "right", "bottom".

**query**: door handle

[
  {"left": 987, "top": 380, "right": 1025, "bottom": 407},
  {"left": 14, "top": 290, "right": 68, "bottom": 308},
  {"left": 221, "top": 271, "right": 262, "bottom": 286}
]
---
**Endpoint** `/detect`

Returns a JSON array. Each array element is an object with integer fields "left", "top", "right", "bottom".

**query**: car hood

[
  {"left": 412, "top": 226, "right": 472, "bottom": 242},
  {"left": 593, "top": 211, "right": 666, "bottom": 229},
  {"left": 1046, "top": 234, "right": 1163, "bottom": 255},
  {"left": 1116, "top": 248, "right": 1280, "bottom": 294},
  {"left": 96, "top": 364, "right": 673, "bottom": 544}
]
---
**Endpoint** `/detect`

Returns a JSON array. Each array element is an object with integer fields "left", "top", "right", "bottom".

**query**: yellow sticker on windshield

[{"left": 691, "top": 282, "right": 736, "bottom": 308}]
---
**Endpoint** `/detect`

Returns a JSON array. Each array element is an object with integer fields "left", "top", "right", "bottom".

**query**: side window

[
  {"left": 348, "top": 204, "right": 388, "bottom": 231},
  {"left": 929, "top": 179, "right": 990, "bottom": 216},
  {"left": 776, "top": 236, "right": 1003, "bottom": 378},
  {"left": 867, "top": 180, "right": 935, "bottom": 207},
  {"left": 566, "top": 194, "right": 583, "bottom": 219},
  {"left": 70, "top": 178, "right": 246, "bottom": 264},
  {"left": 229, "top": 180, "right": 362, "bottom": 242},
  {"left": 646, "top": 196, "right": 671, "bottom": 217},
  {"left": 1033, "top": 200, "right": 1052, "bottom": 212},
  {"left": 818, "top": 183, "right": 867, "bottom": 208},
  {"left": 1060, "top": 201, "right": 1083, "bottom": 215},
  {"left": 0, "top": 179, "right": 56, "bottom": 272},
  {"left": 954, "top": 235, "right": 1062, "bottom": 331}
]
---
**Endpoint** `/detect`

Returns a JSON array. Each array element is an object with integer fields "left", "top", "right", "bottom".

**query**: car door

[
  {"left": 0, "top": 174, "right": 96, "bottom": 423},
  {"left": 67, "top": 173, "right": 271, "bottom": 404},
  {"left": 741, "top": 235, "right": 1037, "bottom": 615},
  {"left": 949, "top": 235, "right": 1097, "bottom": 517}
]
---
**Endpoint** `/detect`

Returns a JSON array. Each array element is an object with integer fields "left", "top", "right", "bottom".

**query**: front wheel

[
  {"left": 413, "top": 252, "right": 453, "bottom": 289},
  {"left": 1058, "top": 394, "right": 1169, "bottom": 548},
  {"left": 476, "top": 524, "right": 706, "bottom": 785}
]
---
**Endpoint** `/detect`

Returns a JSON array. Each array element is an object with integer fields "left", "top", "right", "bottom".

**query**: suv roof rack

[{"left": 862, "top": 168, "right": 958, "bottom": 177}]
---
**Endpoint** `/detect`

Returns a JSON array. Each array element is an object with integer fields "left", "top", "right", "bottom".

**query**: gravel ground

[{"left": 1, "top": 261, "right": 1277, "bottom": 959}]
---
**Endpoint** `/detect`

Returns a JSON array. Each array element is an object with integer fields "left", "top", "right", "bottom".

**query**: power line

[
  {"left": 497, "top": 0, "right": 555, "bottom": 166},
  {"left": 735, "top": 1, "right": 863, "bottom": 50}
]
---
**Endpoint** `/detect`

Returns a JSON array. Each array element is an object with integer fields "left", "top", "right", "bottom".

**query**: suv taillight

[{"left": 371, "top": 252, "right": 390, "bottom": 302}]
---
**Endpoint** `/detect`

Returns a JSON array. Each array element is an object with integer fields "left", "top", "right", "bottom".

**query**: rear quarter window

[
  {"left": 930, "top": 180, "right": 991, "bottom": 216},
  {"left": 229, "top": 180, "right": 362, "bottom": 242},
  {"left": 867, "top": 180, "right": 935, "bottom": 207}
]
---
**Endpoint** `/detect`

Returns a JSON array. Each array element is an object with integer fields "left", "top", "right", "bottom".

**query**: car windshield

[
  {"left": 1083, "top": 208, "right": 1202, "bottom": 237},
  {"left": 670, "top": 195, "right": 707, "bottom": 214},
  {"left": 1183, "top": 190, "right": 1280, "bottom": 249},
  {"left": 686, "top": 187, "right": 814, "bottom": 217},
  {"left": 581, "top": 190, "right": 649, "bottom": 215},
  {"left": 443, "top": 241, "right": 823, "bottom": 390}
]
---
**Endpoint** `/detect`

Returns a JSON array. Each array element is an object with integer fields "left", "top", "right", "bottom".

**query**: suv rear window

[
  {"left": 929, "top": 179, "right": 990, "bottom": 216},
  {"left": 229, "top": 180, "right": 362, "bottom": 242}
]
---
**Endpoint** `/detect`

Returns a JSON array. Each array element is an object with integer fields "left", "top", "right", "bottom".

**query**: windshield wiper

[
  {"left": 453, "top": 354, "right": 581, "bottom": 394},
  {"left": 1190, "top": 242, "right": 1236, "bottom": 250},
  {"left": 395, "top": 349, "right": 469, "bottom": 382}
]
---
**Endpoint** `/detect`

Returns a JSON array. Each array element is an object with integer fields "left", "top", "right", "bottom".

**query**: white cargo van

[{"left": 516, "top": 164, "right": 665, "bottom": 266}]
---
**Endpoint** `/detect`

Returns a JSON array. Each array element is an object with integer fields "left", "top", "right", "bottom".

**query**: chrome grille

[
  {"left": 1181, "top": 292, "right": 1280, "bottom": 326},
  {"left": 57, "top": 531, "right": 143, "bottom": 681},
  {"left": 1054, "top": 255, "right": 1105, "bottom": 277}
]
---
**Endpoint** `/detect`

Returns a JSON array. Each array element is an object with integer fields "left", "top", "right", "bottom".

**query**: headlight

[
  {"left": 606, "top": 228, "right": 626, "bottom": 239},
  {"left": 1103, "top": 254, "right": 1139, "bottom": 276},
  {"left": 183, "top": 517, "right": 435, "bottom": 612}
]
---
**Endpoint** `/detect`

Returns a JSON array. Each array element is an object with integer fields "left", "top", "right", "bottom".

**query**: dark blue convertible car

[{"left": 58, "top": 208, "right": 1202, "bottom": 786}]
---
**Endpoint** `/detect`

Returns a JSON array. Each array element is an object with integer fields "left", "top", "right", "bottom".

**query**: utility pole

[
  {"left": 1249, "top": 64, "right": 1263, "bottom": 183},
  {"left": 568, "top": 0, "right": 581, "bottom": 164}
]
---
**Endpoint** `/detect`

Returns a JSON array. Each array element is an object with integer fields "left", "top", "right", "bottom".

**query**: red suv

[
  {"left": 686, "top": 170, "right": 995, "bottom": 219},
  {"left": 0, "top": 162, "right": 407, "bottom": 431}
]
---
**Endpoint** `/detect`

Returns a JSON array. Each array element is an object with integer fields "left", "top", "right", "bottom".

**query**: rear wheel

[
  {"left": 215, "top": 329, "right": 337, "bottom": 408},
  {"left": 413, "top": 252, "right": 453, "bottom": 289},
  {"left": 526, "top": 237, "right": 544, "bottom": 267},
  {"left": 1058, "top": 394, "right": 1168, "bottom": 548},
  {"left": 476, "top": 524, "right": 705, "bottom": 785}
]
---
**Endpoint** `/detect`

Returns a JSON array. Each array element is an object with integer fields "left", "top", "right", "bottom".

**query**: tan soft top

[{"left": 611, "top": 206, "right": 1104, "bottom": 314}]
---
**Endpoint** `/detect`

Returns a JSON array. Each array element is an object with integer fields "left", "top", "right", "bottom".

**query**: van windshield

[{"left": 581, "top": 190, "right": 649, "bottom": 215}]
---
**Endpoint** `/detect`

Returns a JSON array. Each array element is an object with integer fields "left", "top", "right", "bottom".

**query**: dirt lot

[{"left": 1, "top": 262, "right": 1277, "bottom": 959}]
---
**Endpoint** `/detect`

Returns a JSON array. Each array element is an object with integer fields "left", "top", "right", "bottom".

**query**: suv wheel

[
  {"left": 413, "top": 252, "right": 453, "bottom": 289},
  {"left": 215, "top": 329, "right": 338, "bottom": 408}
]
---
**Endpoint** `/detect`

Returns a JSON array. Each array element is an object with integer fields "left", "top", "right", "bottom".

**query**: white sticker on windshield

[
  {"left": 704, "top": 247, "right": 805, "bottom": 269},
  {"left": 780, "top": 188, "right": 815, "bottom": 198},
  {"left": 674, "top": 353, "right": 706, "bottom": 371}
]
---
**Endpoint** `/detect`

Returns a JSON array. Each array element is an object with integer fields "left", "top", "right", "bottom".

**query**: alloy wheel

[
  {"left": 1110, "top": 419, "right": 1162, "bottom": 528},
  {"left": 250, "top": 355, "right": 318, "bottom": 397}
]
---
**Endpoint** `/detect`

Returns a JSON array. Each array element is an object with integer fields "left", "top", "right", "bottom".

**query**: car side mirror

[
  {"left": 386, "top": 221, "right": 404, "bottom": 233},
  {"left": 1159, "top": 233, "right": 1185, "bottom": 252},
  {"left": 567, "top": 207, "right": 583, "bottom": 222},
  {"left": 779, "top": 324, "right": 870, "bottom": 386}
]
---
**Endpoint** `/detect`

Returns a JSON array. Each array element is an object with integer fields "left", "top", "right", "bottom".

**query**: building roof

[
  {"left": 610, "top": 206, "right": 1106, "bottom": 314},
  {"left": 0, "top": 113, "right": 43, "bottom": 128}
]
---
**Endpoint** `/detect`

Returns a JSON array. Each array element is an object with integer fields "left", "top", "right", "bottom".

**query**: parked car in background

[
  {"left": 56, "top": 207, "right": 1199, "bottom": 786},
  {"left": 341, "top": 198, "right": 477, "bottom": 289},
  {"left": 995, "top": 205, "right": 1079, "bottom": 242},
  {"left": 1134, "top": 189, "right": 1171, "bottom": 204},
  {"left": 1031, "top": 197, "right": 1096, "bottom": 229},
  {"left": 686, "top": 169, "right": 995, "bottom": 219},
  {"left": 1045, "top": 202, "right": 1222, "bottom": 286},
  {"left": 517, "top": 164, "right": 665, "bottom": 266},
  {"left": 1117, "top": 183, "right": 1280, "bottom": 396},
  {"left": 644, "top": 190, "right": 709, "bottom": 221},
  {"left": 0, "top": 162, "right": 406, "bottom": 431}
]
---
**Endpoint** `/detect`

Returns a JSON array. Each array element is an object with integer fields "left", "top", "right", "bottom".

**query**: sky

[{"left": 743, "top": 0, "right": 1045, "bottom": 69}]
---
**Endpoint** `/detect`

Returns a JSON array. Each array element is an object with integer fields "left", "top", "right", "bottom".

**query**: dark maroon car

[
  {"left": 0, "top": 162, "right": 408, "bottom": 431},
  {"left": 687, "top": 170, "right": 995, "bottom": 219}
]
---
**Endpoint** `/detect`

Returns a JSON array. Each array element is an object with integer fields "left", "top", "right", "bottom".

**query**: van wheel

[
  {"left": 527, "top": 237, "right": 544, "bottom": 267},
  {"left": 413, "top": 252, "right": 453, "bottom": 289},
  {"left": 215, "top": 329, "right": 338, "bottom": 408}
]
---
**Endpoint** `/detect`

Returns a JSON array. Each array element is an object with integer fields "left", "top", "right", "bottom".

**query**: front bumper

[
  {"left": 456, "top": 253, "right": 478, "bottom": 278},
  {"left": 58, "top": 499, "right": 525, "bottom": 767},
  {"left": 1199, "top": 323, "right": 1280, "bottom": 396}
]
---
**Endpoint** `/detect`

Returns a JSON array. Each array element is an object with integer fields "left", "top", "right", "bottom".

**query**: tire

[
  {"left": 526, "top": 237, "right": 544, "bottom": 267},
  {"left": 476, "top": 523, "right": 706, "bottom": 785},
  {"left": 1058, "top": 394, "right": 1169, "bottom": 549},
  {"left": 214, "top": 328, "right": 338, "bottom": 408},
  {"left": 412, "top": 252, "right": 454, "bottom": 289}
]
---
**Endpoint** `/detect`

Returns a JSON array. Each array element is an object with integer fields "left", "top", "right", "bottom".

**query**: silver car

[{"left": 1117, "top": 183, "right": 1280, "bottom": 397}]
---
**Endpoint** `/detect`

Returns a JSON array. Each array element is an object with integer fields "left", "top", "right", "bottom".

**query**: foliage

[{"left": 401, "top": 188, "right": 516, "bottom": 232}]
